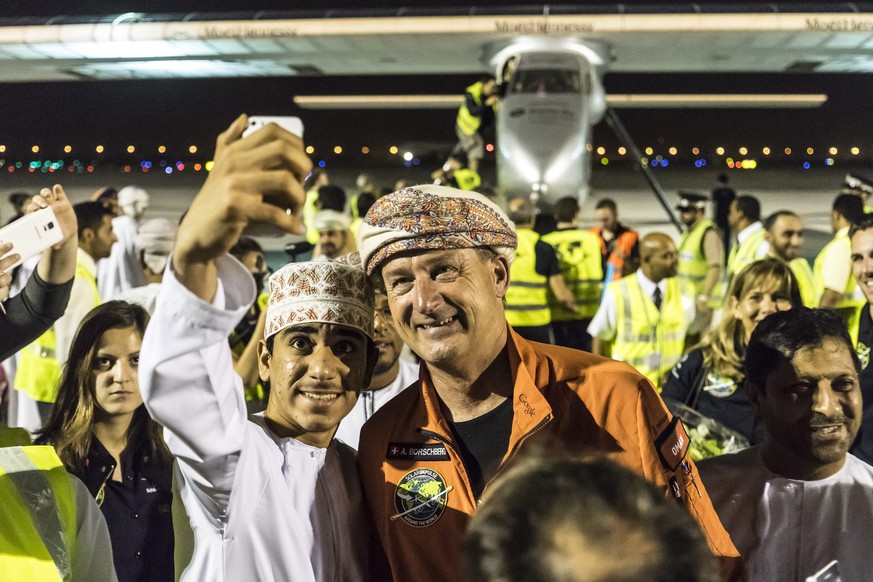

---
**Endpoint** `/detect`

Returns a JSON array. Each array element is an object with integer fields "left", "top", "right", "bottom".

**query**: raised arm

[
  {"left": 0, "top": 186, "right": 78, "bottom": 360},
  {"left": 173, "top": 114, "right": 310, "bottom": 301},
  {"left": 139, "top": 114, "right": 311, "bottom": 509}
]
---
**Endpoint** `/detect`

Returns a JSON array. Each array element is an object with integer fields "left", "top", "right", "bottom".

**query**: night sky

[{"left": 2, "top": 1, "right": 872, "bottom": 167}]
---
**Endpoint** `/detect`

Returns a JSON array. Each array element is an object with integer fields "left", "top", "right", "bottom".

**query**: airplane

[{"left": 0, "top": 6, "right": 857, "bottom": 223}]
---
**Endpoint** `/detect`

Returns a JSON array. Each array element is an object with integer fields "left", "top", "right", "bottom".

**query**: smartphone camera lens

[{"left": 46, "top": 222, "right": 55, "bottom": 229}]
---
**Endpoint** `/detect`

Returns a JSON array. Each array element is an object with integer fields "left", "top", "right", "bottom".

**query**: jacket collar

[{"left": 416, "top": 325, "right": 553, "bottom": 449}]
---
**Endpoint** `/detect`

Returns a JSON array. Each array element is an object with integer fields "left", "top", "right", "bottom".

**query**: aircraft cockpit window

[{"left": 511, "top": 69, "right": 582, "bottom": 94}]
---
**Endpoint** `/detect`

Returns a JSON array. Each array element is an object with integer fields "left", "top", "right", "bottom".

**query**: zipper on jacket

[
  {"left": 482, "top": 414, "right": 552, "bottom": 498},
  {"left": 418, "top": 428, "right": 477, "bottom": 499}
]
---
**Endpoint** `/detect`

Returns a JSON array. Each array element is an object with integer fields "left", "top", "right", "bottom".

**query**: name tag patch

[
  {"left": 387, "top": 443, "right": 450, "bottom": 461},
  {"left": 654, "top": 417, "right": 689, "bottom": 472}
]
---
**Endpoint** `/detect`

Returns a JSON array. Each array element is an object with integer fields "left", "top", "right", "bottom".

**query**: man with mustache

[{"left": 699, "top": 307, "right": 873, "bottom": 581}]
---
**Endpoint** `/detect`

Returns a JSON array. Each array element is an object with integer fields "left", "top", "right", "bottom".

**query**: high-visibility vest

[
  {"left": 713, "top": 225, "right": 767, "bottom": 306},
  {"left": 789, "top": 257, "right": 817, "bottom": 308},
  {"left": 304, "top": 188, "right": 320, "bottom": 245},
  {"left": 0, "top": 446, "right": 77, "bottom": 582},
  {"left": 726, "top": 226, "right": 767, "bottom": 278},
  {"left": 610, "top": 274, "right": 691, "bottom": 388},
  {"left": 505, "top": 229, "right": 550, "bottom": 328},
  {"left": 814, "top": 229, "right": 865, "bottom": 344},
  {"left": 678, "top": 219, "right": 718, "bottom": 296},
  {"left": 541, "top": 228, "right": 603, "bottom": 320},
  {"left": 452, "top": 168, "right": 481, "bottom": 192},
  {"left": 15, "top": 257, "right": 100, "bottom": 403},
  {"left": 456, "top": 82, "right": 487, "bottom": 136}
]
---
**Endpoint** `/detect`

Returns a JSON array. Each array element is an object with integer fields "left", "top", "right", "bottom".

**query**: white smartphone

[
  {"left": 0, "top": 207, "right": 63, "bottom": 269},
  {"left": 242, "top": 116, "right": 304, "bottom": 139},
  {"left": 242, "top": 116, "right": 306, "bottom": 238}
]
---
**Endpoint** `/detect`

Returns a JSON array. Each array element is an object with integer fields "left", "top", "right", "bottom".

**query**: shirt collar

[
  {"left": 737, "top": 221, "right": 763, "bottom": 245},
  {"left": 635, "top": 269, "right": 666, "bottom": 294}
]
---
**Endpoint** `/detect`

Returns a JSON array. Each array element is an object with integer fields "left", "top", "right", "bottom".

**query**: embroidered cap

[
  {"left": 357, "top": 184, "right": 517, "bottom": 276},
  {"left": 264, "top": 258, "right": 374, "bottom": 340}
]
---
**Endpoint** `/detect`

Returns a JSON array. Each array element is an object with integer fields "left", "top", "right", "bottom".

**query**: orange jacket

[
  {"left": 590, "top": 224, "right": 639, "bottom": 281},
  {"left": 358, "top": 326, "right": 745, "bottom": 582}
]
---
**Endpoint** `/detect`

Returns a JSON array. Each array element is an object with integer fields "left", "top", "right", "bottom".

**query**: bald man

[{"left": 589, "top": 233, "right": 697, "bottom": 388}]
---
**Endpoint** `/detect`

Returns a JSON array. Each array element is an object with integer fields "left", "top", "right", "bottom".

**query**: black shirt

[
  {"left": 74, "top": 437, "right": 174, "bottom": 582},
  {"left": 533, "top": 239, "right": 562, "bottom": 277},
  {"left": 451, "top": 398, "right": 514, "bottom": 499},
  {"left": 662, "top": 347, "right": 763, "bottom": 444},
  {"left": 852, "top": 304, "right": 873, "bottom": 464}
]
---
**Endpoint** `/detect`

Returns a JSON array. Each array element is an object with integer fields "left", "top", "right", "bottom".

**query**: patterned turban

[
  {"left": 357, "top": 184, "right": 517, "bottom": 276},
  {"left": 264, "top": 257, "right": 374, "bottom": 340}
]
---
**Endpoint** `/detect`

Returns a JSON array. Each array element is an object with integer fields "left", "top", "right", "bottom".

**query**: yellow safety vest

[
  {"left": 541, "top": 228, "right": 603, "bottom": 320},
  {"left": 727, "top": 226, "right": 767, "bottom": 279},
  {"left": 610, "top": 274, "right": 690, "bottom": 388},
  {"left": 0, "top": 446, "right": 77, "bottom": 582},
  {"left": 678, "top": 219, "right": 718, "bottom": 296},
  {"left": 453, "top": 168, "right": 481, "bottom": 192},
  {"left": 814, "top": 229, "right": 865, "bottom": 344},
  {"left": 505, "top": 229, "right": 550, "bottom": 328},
  {"left": 713, "top": 225, "right": 767, "bottom": 307},
  {"left": 789, "top": 257, "right": 817, "bottom": 308},
  {"left": 15, "top": 258, "right": 100, "bottom": 403},
  {"left": 304, "top": 188, "right": 320, "bottom": 245},
  {"left": 456, "top": 81, "right": 487, "bottom": 136}
]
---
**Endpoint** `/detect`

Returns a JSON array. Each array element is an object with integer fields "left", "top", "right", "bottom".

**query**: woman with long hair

[
  {"left": 663, "top": 258, "right": 802, "bottom": 443},
  {"left": 36, "top": 300, "right": 173, "bottom": 582}
]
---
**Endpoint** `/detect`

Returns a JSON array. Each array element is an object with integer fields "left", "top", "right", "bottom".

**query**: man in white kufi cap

[{"left": 138, "top": 115, "right": 377, "bottom": 582}]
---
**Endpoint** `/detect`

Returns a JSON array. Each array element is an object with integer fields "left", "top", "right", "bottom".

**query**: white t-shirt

[{"left": 699, "top": 446, "right": 873, "bottom": 581}]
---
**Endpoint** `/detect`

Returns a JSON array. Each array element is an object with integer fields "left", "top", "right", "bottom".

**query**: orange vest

[{"left": 590, "top": 225, "right": 639, "bottom": 282}]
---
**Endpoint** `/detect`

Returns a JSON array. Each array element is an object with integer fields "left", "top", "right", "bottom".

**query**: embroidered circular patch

[
  {"left": 392, "top": 468, "right": 450, "bottom": 528},
  {"left": 703, "top": 373, "right": 737, "bottom": 398}
]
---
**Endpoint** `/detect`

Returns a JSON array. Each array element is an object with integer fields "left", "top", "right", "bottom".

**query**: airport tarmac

[{"left": 0, "top": 162, "right": 848, "bottom": 265}]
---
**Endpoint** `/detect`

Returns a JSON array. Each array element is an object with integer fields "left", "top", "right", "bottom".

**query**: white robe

[
  {"left": 97, "top": 215, "right": 146, "bottom": 300},
  {"left": 139, "top": 254, "right": 368, "bottom": 582}
]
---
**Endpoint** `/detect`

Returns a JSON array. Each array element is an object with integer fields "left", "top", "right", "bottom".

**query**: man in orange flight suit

[{"left": 356, "top": 185, "right": 745, "bottom": 582}]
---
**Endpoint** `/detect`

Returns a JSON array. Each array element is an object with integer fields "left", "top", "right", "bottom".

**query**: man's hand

[
  {"left": 174, "top": 114, "right": 312, "bottom": 301},
  {"left": 27, "top": 185, "right": 78, "bottom": 285},
  {"left": 26, "top": 185, "right": 77, "bottom": 250}
]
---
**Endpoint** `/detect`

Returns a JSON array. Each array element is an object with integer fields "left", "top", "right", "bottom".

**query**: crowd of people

[{"left": 1, "top": 111, "right": 873, "bottom": 582}]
